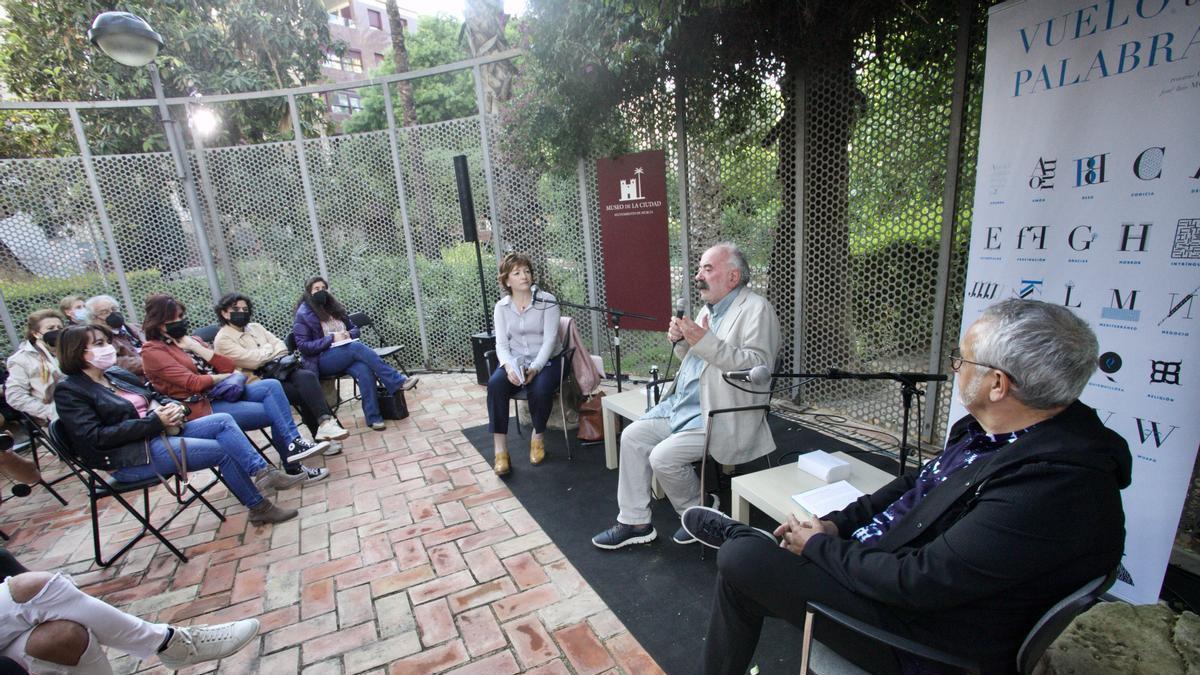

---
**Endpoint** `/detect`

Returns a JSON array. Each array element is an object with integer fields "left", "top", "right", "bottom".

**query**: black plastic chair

[
  {"left": 347, "top": 311, "right": 409, "bottom": 375},
  {"left": 46, "top": 420, "right": 226, "bottom": 567},
  {"left": 485, "top": 325, "right": 577, "bottom": 460},
  {"left": 799, "top": 568, "right": 1120, "bottom": 674},
  {"left": 193, "top": 323, "right": 220, "bottom": 344}
]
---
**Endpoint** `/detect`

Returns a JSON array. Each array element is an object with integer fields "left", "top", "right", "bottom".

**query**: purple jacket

[{"left": 292, "top": 302, "right": 359, "bottom": 374}]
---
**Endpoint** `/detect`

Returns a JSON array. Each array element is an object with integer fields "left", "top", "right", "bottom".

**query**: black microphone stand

[
  {"left": 539, "top": 297, "right": 656, "bottom": 393},
  {"left": 742, "top": 369, "right": 945, "bottom": 476}
]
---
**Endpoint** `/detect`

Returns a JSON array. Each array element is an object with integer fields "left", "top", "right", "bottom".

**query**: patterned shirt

[
  {"left": 643, "top": 287, "right": 741, "bottom": 433},
  {"left": 851, "top": 421, "right": 1038, "bottom": 545}
]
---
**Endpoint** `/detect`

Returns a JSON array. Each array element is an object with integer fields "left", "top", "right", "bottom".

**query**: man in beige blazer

[{"left": 592, "top": 242, "right": 780, "bottom": 549}]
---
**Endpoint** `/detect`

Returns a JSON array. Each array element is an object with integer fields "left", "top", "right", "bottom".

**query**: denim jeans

[
  {"left": 487, "top": 357, "right": 562, "bottom": 435},
  {"left": 212, "top": 378, "right": 302, "bottom": 469},
  {"left": 317, "top": 340, "right": 407, "bottom": 425},
  {"left": 111, "top": 412, "right": 267, "bottom": 508}
]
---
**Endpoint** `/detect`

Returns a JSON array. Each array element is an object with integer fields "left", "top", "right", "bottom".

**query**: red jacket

[{"left": 141, "top": 338, "right": 236, "bottom": 420}]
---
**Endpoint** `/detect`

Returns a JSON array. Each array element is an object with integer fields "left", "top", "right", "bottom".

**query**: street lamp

[{"left": 87, "top": 11, "right": 222, "bottom": 303}]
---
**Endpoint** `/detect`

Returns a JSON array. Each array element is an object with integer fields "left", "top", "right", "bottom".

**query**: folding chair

[
  {"left": 193, "top": 323, "right": 220, "bottom": 344},
  {"left": 799, "top": 569, "right": 1119, "bottom": 674},
  {"left": 348, "top": 311, "right": 409, "bottom": 375},
  {"left": 47, "top": 421, "right": 226, "bottom": 567},
  {"left": 695, "top": 404, "right": 773, "bottom": 560},
  {"left": 285, "top": 331, "right": 359, "bottom": 414},
  {"left": 14, "top": 412, "right": 69, "bottom": 506},
  {"left": 485, "top": 326, "right": 577, "bottom": 460}
]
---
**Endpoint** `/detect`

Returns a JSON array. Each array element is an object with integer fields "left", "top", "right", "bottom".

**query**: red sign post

[{"left": 596, "top": 149, "right": 671, "bottom": 332}]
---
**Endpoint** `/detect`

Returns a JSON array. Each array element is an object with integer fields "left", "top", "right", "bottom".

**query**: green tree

[{"left": 0, "top": 0, "right": 338, "bottom": 157}]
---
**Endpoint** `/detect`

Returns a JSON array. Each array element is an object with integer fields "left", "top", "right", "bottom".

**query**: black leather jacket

[{"left": 52, "top": 367, "right": 181, "bottom": 470}]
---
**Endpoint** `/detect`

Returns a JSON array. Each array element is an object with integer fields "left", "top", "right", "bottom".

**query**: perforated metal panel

[{"left": 0, "top": 157, "right": 114, "bottom": 353}]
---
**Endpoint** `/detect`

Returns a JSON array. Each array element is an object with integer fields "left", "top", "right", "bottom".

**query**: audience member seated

[
  {"left": 592, "top": 242, "right": 779, "bottom": 550},
  {"left": 292, "top": 276, "right": 417, "bottom": 432},
  {"left": 53, "top": 324, "right": 302, "bottom": 525},
  {"left": 4, "top": 310, "right": 65, "bottom": 425},
  {"left": 86, "top": 295, "right": 145, "bottom": 376},
  {"left": 0, "top": 431, "right": 41, "bottom": 488},
  {"left": 140, "top": 294, "right": 329, "bottom": 483},
  {"left": 212, "top": 293, "right": 349, "bottom": 451},
  {"left": 58, "top": 296, "right": 89, "bottom": 326},
  {"left": 487, "top": 252, "right": 561, "bottom": 476},
  {"left": 1, "top": 549, "right": 259, "bottom": 672},
  {"left": 681, "top": 298, "right": 1130, "bottom": 675}
]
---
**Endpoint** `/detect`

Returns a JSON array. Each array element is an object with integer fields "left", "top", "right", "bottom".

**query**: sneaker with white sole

[
  {"left": 680, "top": 506, "right": 777, "bottom": 550},
  {"left": 286, "top": 437, "right": 329, "bottom": 462},
  {"left": 288, "top": 465, "right": 329, "bottom": 482},
  {"left": 674, "top": 494, "right": 720, "bottom": 544},
  {"left": 322, "top": 441, "right": 343, "bottom": 457},
  {"left": 591, "top": 523, "right": 657, "bottom": 550},
  {"left": 157, "top": 619, "right": 260, "bottom": 670},
  {"left": 399, "top": 376, "right": 420, "bottom": 391},
  {"left": 315, "top": 419, "right": 349, "bottom": 441}
]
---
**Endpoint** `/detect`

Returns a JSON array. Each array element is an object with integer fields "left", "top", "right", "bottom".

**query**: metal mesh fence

[{"left": 1, "top": 22, "right": 982, "bottom": 443}]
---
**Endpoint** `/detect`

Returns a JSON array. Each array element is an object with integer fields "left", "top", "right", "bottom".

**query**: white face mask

[{"left": 85, "top": 343, "right": 118, "bottom": 371}]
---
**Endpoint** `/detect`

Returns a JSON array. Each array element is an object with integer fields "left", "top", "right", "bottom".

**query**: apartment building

[{"left": 321, "top": 1, "right": 419, "bottom": 123}]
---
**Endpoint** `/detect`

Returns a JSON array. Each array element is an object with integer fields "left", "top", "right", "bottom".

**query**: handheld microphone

[
  {"left": 724, "top": 364, "right": 772, "bottom": 386},
  {"left": 531, "top": 284, "right": 540, "bottom": 304},
  {"left": 674, "top": 297, "right": 685, "bottom": 319}
]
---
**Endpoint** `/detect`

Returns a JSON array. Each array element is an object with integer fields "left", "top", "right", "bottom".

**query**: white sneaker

[
  {"left": 158, "top": 619, "right": 260, "bottom": 670},
  {"left": 316, "top": 419, "right": 350, "bottom": 441}
]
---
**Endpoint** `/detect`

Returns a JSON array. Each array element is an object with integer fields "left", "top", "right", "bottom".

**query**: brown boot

[
  {"left": 252, "top": 467, "right": 305, "bottom": 493},
  {"left": 493, "top": 451, "right": 510, "bottom": 476},
  {"left": 248, "top": 498, "right": 298, "bottom": 524},
  {"left": 529, "top": 437, "right": 545, "bottom": 466}
]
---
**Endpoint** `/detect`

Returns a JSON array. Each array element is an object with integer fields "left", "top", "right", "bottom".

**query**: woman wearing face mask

[
  {"left": 212, "top": 293, "right": 349, "bottom": 450},
  {"left": 52, "top": 324, "right": 300, "bottom": 524},
  {"left": 4, "top": 310, "right": 65, "bottom": 424},
  {"left": 58, "top": 295, "right": 90, "bottom": 326},
  {"left": 293, "top": 276, "right": 417, "bottom": 431},
  {"left": 140, "top": 294, "right": 330, "bottom": 483},
  {"left": 86, "top": 294, "right": 146, "bottom": 376}
]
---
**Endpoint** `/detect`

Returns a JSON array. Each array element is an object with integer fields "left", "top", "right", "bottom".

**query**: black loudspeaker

[
  {"left": 471, "top": 331, "right": 496, "bottom": 385},
  {"left": 454, "top": 154, "right": 478, "bottom": 242}
]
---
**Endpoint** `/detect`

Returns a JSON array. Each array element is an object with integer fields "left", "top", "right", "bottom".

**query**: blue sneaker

[{"left": 591, "top": 523, "right": 657, "bottom": 550}]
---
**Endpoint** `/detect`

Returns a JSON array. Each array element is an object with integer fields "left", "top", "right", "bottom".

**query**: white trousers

[
  {"left": 616, "top": 417, "right": 706, "bottom": 524},
  {"left": 0, "top": 573, "right": 168, "bottom": 674}
]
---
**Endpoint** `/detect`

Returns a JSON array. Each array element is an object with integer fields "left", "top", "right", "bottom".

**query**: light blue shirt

[{"left": 644, "top": 287, "right": 742, "bottom": 433}]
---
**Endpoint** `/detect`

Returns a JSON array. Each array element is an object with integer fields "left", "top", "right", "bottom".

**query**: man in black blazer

[{"left": 685, "top": 298, "right": 1131, "bottom": 674}]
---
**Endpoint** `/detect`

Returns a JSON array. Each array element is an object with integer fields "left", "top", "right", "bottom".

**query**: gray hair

[
  {"left": 972, "top": 298, "right": 1097, "bottom": 409},
  {"left": 85, "top": 294, "right": 120, "bottom": 312},
  {"left": 714, "top": 241, "right": 751, "bottom": 288}
]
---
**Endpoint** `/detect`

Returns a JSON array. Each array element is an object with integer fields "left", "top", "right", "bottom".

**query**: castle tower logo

[{"left": 619, "top": 167, "right": 646, "bottom": 202}]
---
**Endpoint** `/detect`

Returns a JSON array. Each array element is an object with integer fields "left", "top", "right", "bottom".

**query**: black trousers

[
  {"left": 276, "top": 368, "right": 333, "bottom": 435},
  {"left": 703, "top": 532, "right": 910, "bottom": 675}
]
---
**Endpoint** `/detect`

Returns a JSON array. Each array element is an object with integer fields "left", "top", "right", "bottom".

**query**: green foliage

[
  {"left": 0, "top": 0, "right": 338, "bottom": 158},
  {"left": 343, "top": 15, "right": 477, "bottom": 134}
]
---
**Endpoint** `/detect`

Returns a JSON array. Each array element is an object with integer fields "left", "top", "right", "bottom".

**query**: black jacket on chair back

[{"left": 52, "top": 367, "right": 178, "bottom": 470}]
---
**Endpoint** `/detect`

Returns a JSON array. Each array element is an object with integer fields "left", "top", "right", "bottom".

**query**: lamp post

[{"left": 88, "top": 11, "right": 222, "bottom": 303}]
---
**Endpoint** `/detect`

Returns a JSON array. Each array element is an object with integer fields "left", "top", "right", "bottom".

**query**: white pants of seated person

[
  {"left": 617, "top": 417, "right": 706, "bottom": 524},
  {"left": 1, "top": 573, "right": 168, "bottom": 674}
]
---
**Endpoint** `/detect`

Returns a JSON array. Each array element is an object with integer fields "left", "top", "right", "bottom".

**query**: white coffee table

[
  {"left": 600, "top": 387, "right": 652, "bottom": 469},
  {"left": 730, "top": 452, "right": 896, "bottom": 524}
]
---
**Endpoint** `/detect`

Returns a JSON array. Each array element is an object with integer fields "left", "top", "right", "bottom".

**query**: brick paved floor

[{"left": 1, "top": 374, "right": 664, "bottom": 675}]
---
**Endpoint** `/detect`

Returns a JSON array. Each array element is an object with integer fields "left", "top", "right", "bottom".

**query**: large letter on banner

[
  {"left": 953, "top": 0, "right": 1200, "bottom": 604},
  {"left": 597, "top": 150, "right": 671, "bottom": 331}
]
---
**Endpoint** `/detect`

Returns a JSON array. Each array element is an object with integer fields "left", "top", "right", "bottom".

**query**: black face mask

[
  {"left": 40, "top": 330, "right": 61, "bottom": 348},
  {"left": 105, "top": 312, "right": 125, "bottom": 330},
  {"left": 229, "top": 311, "right": 251, "bottom": 328},
  {"left": 165, "top": 319, "right": 190, "bottom": 340},
  {"left": 311, "top": 290, "right": 330, "bottom": 306}
]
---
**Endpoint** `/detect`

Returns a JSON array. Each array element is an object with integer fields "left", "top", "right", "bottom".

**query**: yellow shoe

[
  {"left": 494, "top": 451, "right": 510, "bottom": 476},
  {"left": 530, "top": 437, "right": 545, "bottom": 465}
]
